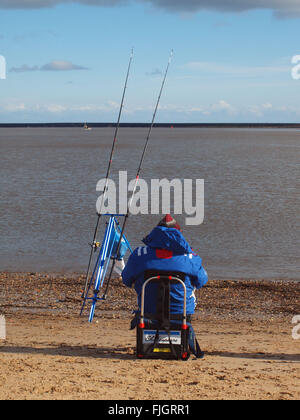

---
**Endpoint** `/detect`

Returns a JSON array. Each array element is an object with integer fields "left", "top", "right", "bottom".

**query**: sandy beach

[{"left": 0, "top": 272, "right": 299, "bottom": 401}]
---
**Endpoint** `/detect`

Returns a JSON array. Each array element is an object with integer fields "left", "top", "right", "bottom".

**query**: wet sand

[{"left": 0, "top": 272, "right": 299, "bottom": 400}]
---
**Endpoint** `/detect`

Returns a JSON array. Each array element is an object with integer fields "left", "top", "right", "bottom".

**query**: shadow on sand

[
  {"left": 0, "top": 344, "right": 134, "bottom": 360},
  {"left": 206, "top": 350, "right": 300, "bottom": 363},
  {"left": 1, "top": 344, "right": 299, "bottom": 362}
]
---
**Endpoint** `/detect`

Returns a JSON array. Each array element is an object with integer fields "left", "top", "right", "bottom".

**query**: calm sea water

[{"left": 0, "top": 127, "right": 299, "bottom": 280}]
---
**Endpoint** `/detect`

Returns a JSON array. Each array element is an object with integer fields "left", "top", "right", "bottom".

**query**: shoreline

[
  {"left": 1, "top": 271, "right": 299, "bottom": 320},
  {"left": 1, "top": 270, "right": 299, "bottom": 283},
  {"left": 1, "top": 123, "right": 300, "bottom": 129}
]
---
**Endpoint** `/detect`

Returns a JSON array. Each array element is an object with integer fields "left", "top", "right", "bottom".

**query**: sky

[{"left": 0, "top": 0, "right": 300, "bottom": 123}]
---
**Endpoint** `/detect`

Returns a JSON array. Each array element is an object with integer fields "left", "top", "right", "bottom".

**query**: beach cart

[{"left": 136, "top": 271, "right": 190, "bottom": 360}]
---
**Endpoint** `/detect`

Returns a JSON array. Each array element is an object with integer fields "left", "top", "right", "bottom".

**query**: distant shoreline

[{"left": 0, "top": 122, "right": 300, "bottom": 129}]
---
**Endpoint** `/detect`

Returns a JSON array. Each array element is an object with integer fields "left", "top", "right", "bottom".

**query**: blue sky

[{"left": 0, "top": 0, "right": 299, "bottom": 123}]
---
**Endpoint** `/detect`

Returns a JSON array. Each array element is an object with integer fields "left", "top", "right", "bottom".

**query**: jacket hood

[{"left": 142, "top": 226, "right": 192, "bottom": 255}]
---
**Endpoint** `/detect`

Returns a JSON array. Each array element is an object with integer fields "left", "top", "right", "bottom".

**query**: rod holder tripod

[{"left": 80, "top": 214, "right": 132, "bottom": 322}]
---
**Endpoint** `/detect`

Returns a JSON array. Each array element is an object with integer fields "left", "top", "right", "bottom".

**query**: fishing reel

[{"left": 89, "top": 241, "right": 101, "bottom": 252}]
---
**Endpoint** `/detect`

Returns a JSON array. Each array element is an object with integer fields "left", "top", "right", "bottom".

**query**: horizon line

[{"left": 1, "top": 122, "right": 300, "bottom": 128}]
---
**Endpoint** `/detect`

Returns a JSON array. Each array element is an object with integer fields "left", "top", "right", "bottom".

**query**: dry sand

[{"left": 0, "top": 272, "right": 299, "bottom": 400}]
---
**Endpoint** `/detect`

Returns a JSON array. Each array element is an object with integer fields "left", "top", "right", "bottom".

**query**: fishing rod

[
  {"left": 102, "top": 49, "right": 174, "bottom": 300},
  {"left": 81, "top": 48, "right": 134, "bottom": 299}
]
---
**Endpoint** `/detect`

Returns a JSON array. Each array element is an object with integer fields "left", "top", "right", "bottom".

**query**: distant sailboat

[{"left": 84, "top": 122, "right": 92, "bottom": 131}]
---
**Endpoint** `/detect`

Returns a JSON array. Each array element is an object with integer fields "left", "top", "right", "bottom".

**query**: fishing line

[{"left": 102, "top": 49, "right": 174, "bottom": 299}]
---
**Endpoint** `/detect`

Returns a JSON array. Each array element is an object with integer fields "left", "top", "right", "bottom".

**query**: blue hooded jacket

[{"left": 122, "top": 226, "right": 208, "bottom": 314}]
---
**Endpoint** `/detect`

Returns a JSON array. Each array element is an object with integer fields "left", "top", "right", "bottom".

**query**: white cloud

[
  {"left": 0, "top": 101, "right": 125, "bottom": 114},
  {"left": 41, "top": 61, "right": 89, "bottom": 71},
  {"left": 136, "top": 99, "right": 237, "bottom": 116},
  {"left": 9, "top": 61, "right": 89, "bottom": 73},
  {"left": 10, "top": 64, "right": 39, "bottom": 73},
  {"left": 46, "top": 104, "right": 67, "bottom": 112},
  {"left": 2, "top": 102, "right": 26, "bottom": 112},
  {"left": 262, "top": 102, "right": 273, "bottom": 109},
  {"left": 211, "top": 99, "right": 234, "bottom": 112},
  {"left": 1, "top": 99, "right": 300, "bottom": 123},
  {"left": 247, "top": 102, "right": 300, "bottom": 118}
]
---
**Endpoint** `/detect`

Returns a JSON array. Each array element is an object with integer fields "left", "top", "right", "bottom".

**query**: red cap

[{"left": 157, "top": 214, "right": 181, "bottom": 231}]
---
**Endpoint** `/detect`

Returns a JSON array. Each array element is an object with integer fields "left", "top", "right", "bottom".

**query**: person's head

[{"left": 157, "top": 214, "right": 181, "bottom": 231}]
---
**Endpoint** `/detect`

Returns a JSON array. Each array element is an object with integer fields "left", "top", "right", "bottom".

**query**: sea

[{"left": 0, "top": 126, "right": 299, "bottom": 281}]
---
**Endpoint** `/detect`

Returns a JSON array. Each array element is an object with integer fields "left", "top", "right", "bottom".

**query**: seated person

[{"left": 122, "top": 215, "right": 208, "bottom": 356}]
